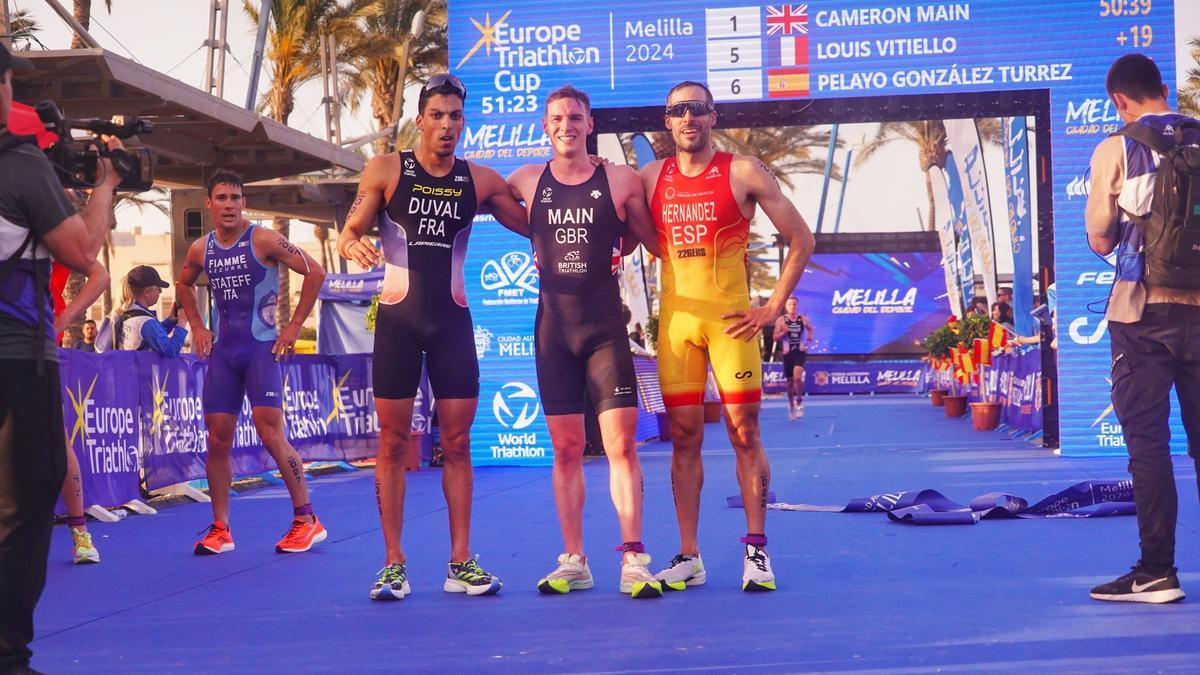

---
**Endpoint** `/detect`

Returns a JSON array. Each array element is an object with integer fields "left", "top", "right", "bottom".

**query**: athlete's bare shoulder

[
  {"left": 507, "top": 163, "right": 543, "bottom": 201},
  {"left": 637, "top": 158, "right": 667, "bottom": 194},
  {"left": 364, "top": 152, "right": 400, "bottom": 186}
]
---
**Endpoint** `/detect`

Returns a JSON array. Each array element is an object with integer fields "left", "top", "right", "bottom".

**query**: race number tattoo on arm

[
  {"left": 277, "top": 236, "right": 301, "bottom": 257},
  {"left": 757, "top": 160, "right": 780, "bottom": 188},
  {"left": 347, "top": 193, "right": 366, "bottom": 220}
]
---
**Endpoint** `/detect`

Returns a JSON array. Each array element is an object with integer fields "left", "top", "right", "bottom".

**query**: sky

[{"left": 7, "top": 0, "right": 1200, "bottom": 251}]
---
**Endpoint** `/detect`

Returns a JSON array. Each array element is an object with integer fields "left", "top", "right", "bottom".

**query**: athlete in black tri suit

[
  {"left": 508, "top": 85, "right": 665, "bottom": 598},
  {"left": 773, "top": 297, "right": 813, "bottom": 420},
  {"left": 337, "top": 74, "right": 529, "bottom": 601}
]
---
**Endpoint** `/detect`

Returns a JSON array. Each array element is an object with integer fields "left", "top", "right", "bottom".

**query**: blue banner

[
  {"left": 59, "top": 350, "right": 141, "bottom": 508},
  {"left": 766, "top": 480, "right": 1134, "bottom": 525},
  {"left": 1002, "top": 116, "right": 1037, "bottom": 337},
  {"left": 943, "top": 153, "right": 975, "bottom": 309}
]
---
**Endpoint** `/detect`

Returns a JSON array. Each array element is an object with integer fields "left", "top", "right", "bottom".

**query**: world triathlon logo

[{"left": 493, "top": 382, "right": 540, "bottom": 429}]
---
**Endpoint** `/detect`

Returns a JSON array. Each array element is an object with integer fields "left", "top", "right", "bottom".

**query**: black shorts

[
  {"left": 373, "top": 304, "right": 479, "bottom": 400},
  {"left": 783, "top": 350, "right": 807, "bottom": 378},
  {"left": 534, "top": 303, "right": 638, "bottom": 416}
]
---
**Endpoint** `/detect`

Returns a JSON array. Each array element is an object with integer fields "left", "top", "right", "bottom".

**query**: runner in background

[{"left": 773, "top": 297, "right": 813, "bottom": 420}]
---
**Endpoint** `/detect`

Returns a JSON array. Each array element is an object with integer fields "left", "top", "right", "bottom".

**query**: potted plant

[{"left": 922, "top": 323, "right": 956, "bottom": 406}]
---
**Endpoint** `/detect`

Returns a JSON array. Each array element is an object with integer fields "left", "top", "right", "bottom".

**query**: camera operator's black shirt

[{"left": 0, "top": 130, "right": 78, "bottom": 363}]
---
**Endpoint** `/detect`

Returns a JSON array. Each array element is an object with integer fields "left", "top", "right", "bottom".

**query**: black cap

[
  {"left": 0, "top": 44, "right": 34, "bottom": 75},
  {"left": 128, "top": 265, "right": 169, "bottom": 289}
]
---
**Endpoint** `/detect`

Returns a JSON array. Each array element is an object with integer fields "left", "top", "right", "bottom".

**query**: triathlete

[
  {"left": 640, "top": 81, "right": 814, "bottom": 592},
  {"left": 336, "top": 73, "right": 529, "bottom": 601},
  {"left": 507, "top": 85, "right": 665, "bottom": 599},
  {"left": 177, "top": 169, "right": 329, "bottom": 556},
  {"left": 773, "top": 297, "right": 813, "bottom": 420}
]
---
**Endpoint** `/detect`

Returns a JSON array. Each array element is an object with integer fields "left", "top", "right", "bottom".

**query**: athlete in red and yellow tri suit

[{"left": 652, "top": 151, "right": 762, "bottom": 407}]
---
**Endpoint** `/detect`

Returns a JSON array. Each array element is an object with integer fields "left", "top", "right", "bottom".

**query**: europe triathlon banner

[
  {"left": 764, "top": 360, "right": 924, "bottom": 395},
  {"left": 59, "top": 350, "right": 141, "bottom": 508},
  {"left": 447, "top": 0, "right": 1178, "bottom": 455},
  {"left": 765, "top": 480, "right": 1134, "bottom": 525},
  {"left": 1001, "top": 116, "right": 1038, "bottom": 337}
]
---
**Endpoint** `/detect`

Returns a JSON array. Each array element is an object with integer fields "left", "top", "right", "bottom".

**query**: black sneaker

[{"left": 1090, "top": 563, "right": 1185, "bottom": 604}]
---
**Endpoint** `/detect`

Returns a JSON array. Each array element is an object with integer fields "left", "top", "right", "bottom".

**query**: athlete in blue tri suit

[
  {"left": 177, "top": 169, "right": 329, "bottom": 556},
  {"left": 337, "top": 74, "right": 529, "bottom": 601}
]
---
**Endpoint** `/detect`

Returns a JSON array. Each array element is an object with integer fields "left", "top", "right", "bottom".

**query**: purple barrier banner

[
  {"left": 763, "top": 361, "right": 925, "bottom": 396},
  {"left": 1000, "top": 348, "right": 1043, "bottom": 432},
  {"left": 280, "top": 355, "right": 339, "bottom": 460},
  {"left": 58, "top": 350, "right": 141, "bottom": 508}
]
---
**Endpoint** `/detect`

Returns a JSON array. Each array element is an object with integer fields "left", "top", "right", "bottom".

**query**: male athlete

[
  {"left": 336, "top": 74, "right": 529, "bottom": 601},
  {"left": 641, "top": 82, "right": 814, "bottom": 591},
  {"left": 508, "top": 85, "right": 665, "bottom": 598},
  {"left": 177, "top": 168, "right": 328, "bottom": 555},
  {"left": 773, "top": 297, "right": 814, "bottom": 420}
]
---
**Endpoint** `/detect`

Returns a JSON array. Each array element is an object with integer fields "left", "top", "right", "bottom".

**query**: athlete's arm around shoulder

[
  {"left": 607, "top": 164, "right": 663, "bottom": 258},
  {"left": 503, "top": 163, "right": 541, "bottom": 238},
  {"left": 637, "top": 158, "right": 666, "bottom": 201},
  {"left": 472, "top": 161, "right": 530, "bottom": 237},
  {"left": 337, "top": 153, "right": 396, "bottom": 270}
]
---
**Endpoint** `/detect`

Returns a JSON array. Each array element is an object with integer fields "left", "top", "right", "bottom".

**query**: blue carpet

[{"left": 33, "top": 396, "right": 1200, "bottom": 672}]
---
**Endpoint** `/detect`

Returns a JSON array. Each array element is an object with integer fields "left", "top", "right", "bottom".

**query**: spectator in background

[
  {"left": 990, "top": 301, "right": 1015, "bottom": 332},
  {"left": 997, "top": 286, "right": 1013, "bottom": 306},
  {"left": 971, "top": 297, "right": 989, "bottom": 316},
  {"left": 75, "top": 319, "right": 97, "bottom": 352},
  {"left": 110, "top": 265, "right": 187, "bottom": 356}
]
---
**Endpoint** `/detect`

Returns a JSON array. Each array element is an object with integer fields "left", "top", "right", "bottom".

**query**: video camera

[{"left": 35, "top": 101, "right": 155, "bottom": 192}]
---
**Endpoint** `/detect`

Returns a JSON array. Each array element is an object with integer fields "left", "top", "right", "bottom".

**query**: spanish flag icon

[{"left": 768, "top": 68, "right": 810, "bottom": 98}]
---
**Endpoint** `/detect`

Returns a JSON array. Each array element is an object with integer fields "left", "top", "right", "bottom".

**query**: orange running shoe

[
  {"left": 275, "top": 516, "right": 328, "bottom": 553},
  {"left": 194, "top": 521, "right": 235, "bottom": 555}
]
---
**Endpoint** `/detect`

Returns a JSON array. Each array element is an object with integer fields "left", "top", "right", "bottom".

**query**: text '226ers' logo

[
  {"left": 481, "top": 251, "right": 539, "bottom": 294},
  {"left": 493, "top": 382, "right": 540, "bottom": 429}
]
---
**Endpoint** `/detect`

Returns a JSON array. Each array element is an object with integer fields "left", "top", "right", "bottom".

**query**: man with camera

[{"left": 0, "top": 44, "right": 124, "bottom": 674}]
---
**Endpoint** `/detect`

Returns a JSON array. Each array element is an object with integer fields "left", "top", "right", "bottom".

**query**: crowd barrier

[
  {"left": 56, "top": 349, "right": 431, "bottom": 509},
  {"left": 763, "top": 360, "right": 925, "bottom": 396},
  {"left": 920, "top": 346, "right": 1043, "bottom": 433}
]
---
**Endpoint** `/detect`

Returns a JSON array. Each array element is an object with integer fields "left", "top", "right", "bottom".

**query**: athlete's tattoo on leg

[
  {"left": 759, "top": 473, "right": 769, "bottom": 509},
  {"left": 287, "top": 456, "right": 303, "bottom": 482},
  {"left": 375, "top": 477, "right": 384, "bottom": 517}
]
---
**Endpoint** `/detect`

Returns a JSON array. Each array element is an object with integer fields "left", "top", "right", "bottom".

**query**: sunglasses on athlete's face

[
  {"left": 665, "top": 100, "right": 714, "bottom": 118},
  {"left": 424, "top": 74, "right": 467, "bottom": 99}
]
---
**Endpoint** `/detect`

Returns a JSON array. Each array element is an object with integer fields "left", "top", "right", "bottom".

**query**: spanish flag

[
  {"left": 768, "top": 68, "right": 810, "bottom": 98},
  {"left": 947, "top": 315, "right": 960, "bottom": 334},
  {"left": 973, "top": 338, "right": 991, "bottom": 367},
  {"left": 989, "top": 321, "right": 1008, "bottom": 351},
  {"left": 960, "top": 346, "right": 976, "bottom": 374}
]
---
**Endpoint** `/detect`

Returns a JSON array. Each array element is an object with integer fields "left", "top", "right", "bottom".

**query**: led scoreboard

[{"left": 448, "top": 0, "right": 1177, "bottom": 463}]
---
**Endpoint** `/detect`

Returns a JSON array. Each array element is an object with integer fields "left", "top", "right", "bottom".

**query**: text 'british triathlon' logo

[
  {"left": 481, "top": 251, "right": 539, "bottom": 294},
  {"left": 493, "top": 382, "right": 540, "bottom": 429}
]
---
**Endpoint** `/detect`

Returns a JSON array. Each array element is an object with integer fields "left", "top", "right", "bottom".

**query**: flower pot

[
  {"left": 971, "top": 402, "right": 1002, "bottom": 431},
  {"left": 930, "top": 389, "right": 948, "bottom": 406},
  {"left": 943, "top": 395, "right": 968, "bottom": 418}
]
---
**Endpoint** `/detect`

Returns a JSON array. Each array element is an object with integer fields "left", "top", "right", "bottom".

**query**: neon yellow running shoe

[{"left": 537, "top": 553, "right": 593, "bottom": 594}]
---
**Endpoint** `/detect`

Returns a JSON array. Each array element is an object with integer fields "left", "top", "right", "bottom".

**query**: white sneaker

[
  {"left": 655, "top": 553, "right": 706, "bottom": 591},
  {"left": 742, "top": 544, "right": 776, "bottom": 592},
  {"left": 71, "top": 529, "right": 100, "bottom": 564},
  {"left": 787, "top": 404, "right": 797, "bottom": 421},
  {"left": 796, "top": 403, "right": 805, "bottom": 419},
  {"left": 619, "top": 552, "right": 663, "bottom": 598},
  {"left": 538, "top": 553, "right": 594, "bottom": 594}
]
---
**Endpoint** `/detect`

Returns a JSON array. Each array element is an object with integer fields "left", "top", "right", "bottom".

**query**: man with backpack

[{"left": 1086, "top": 53, "right": 1200, "bottom": 604}]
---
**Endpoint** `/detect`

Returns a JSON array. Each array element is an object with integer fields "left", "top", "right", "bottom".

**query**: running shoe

[
  {"left": 787, "top": 404, "right": 797, "bottom": 421},
  {"left": 796, "top": 403, "right": 805, "bottom": 419},
  {"left": 371, "top": 563, "right": 410, "bottom": 601},
  {"left": 194, "top": 521, "right": 234, "bottom": 555},
  {"left": 275, "top": 516, "right": 328, "bottom": 553},
  {"left": 620, "top": 552, "right": 663, "bottom": 598},
  {"left": 742, "top": 543, "right": 776, "bottom": 592},
  {"left": 1090, "top": 562, "right": 1185, "bottom": 604},
  {"left": 655, "top": 553, "right": 706, "bottom": 591},
  {"left": 71, "top": 529, "right": 100, "bottom": 564},
  {"left": 537, "top": 553, "right": 594, "bottom": 594},
  {"left": 444, "top": 557, "right": 502, "bottom": 596}
]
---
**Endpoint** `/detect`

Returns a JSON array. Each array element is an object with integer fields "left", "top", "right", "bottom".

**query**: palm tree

[
  {"left": 339, "top": 0, "right": 448, "bottom": 155},
  {"left": 70, "top": 0, "right": 112, "bottom": 49},
  {"left": 1179, "top": 37, "right": 1200, "bottom": 118},
  {"left": 242, "top": 0, "right": 370, "bottom": 328},
  {"left": 8, "top": 8, "right": 45, "bottom": 50},
  {"left": 856, "top": 120, "right": 999, "bottom": 232}
]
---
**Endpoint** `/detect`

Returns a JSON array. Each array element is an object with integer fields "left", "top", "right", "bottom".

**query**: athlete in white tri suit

[
  {"left": 337, "top": 74, "right": 530, "bottom": 601},
  {"left": 773, "top": 297, "right": 813, "bottom": 420}
]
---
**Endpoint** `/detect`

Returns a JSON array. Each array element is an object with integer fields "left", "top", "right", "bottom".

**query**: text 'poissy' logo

[
  {"left": 493, "top": 381, "right": 540, "bottom": 429},
  {"left": 480, "top": 251, "right": 539, "bottom": 307},
  {"left": 830, "top": 288, "right": 917, "bottom": 315}
]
